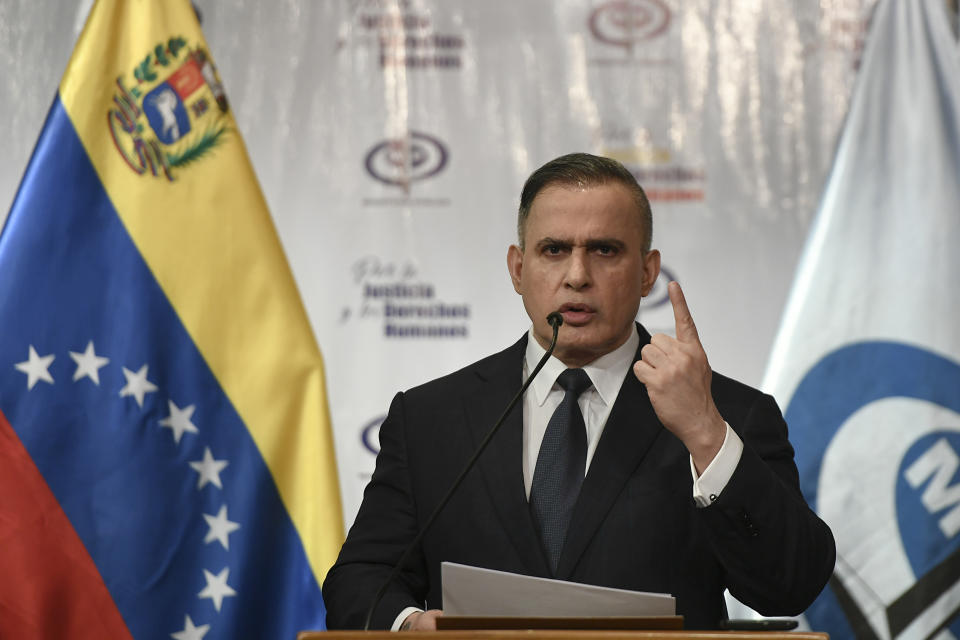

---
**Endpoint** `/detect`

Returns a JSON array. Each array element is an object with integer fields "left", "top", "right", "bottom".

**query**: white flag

[{"left": 764, "top": 0, "right": 960, "bottom": 637}]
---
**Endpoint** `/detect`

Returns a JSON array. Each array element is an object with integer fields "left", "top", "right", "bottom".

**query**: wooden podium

[
  {"left": 302, "top": 614, "right": 825, "bottom": 640},
  {"left": 300, "top": 614, "right": 827, "bottom": 639},
  {"left": 300, "top": 631, "right": 828, "bottom": 640}
]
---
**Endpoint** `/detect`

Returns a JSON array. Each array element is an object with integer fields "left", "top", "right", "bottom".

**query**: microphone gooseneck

[{"left": 362, "top": 312, "right": 564, "bottom": 630}]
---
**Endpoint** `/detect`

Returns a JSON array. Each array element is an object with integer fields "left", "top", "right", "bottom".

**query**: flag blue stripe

[{"left": 0, "top": 96, "right": 325, "bottom": 638}]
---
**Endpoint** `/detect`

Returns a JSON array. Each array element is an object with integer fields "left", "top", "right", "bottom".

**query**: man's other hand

[
  {"left": 632, "top": 281, "right": 726, "bottom": 473},
  {"left": 400, "top": 609, "right": 443, "bottom": 631}
]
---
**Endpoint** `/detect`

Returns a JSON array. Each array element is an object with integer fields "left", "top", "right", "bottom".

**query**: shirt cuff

[
  {"left": 392, "top": 607, "right": 424, "bottom": 631},
  {"left": 690, "top": 422, "right": 743, "bottom": 507}
]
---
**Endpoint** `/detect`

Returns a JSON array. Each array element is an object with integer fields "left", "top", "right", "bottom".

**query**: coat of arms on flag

[{"left": 109, "top": 36, "right": 229, "bottom": 180}]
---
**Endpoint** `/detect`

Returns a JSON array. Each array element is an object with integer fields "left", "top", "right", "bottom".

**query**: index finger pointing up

[{"left": 669, "top": 281, "right": 700, "bottom": 344}]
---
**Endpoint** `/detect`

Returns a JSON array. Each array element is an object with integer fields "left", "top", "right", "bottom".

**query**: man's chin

[
  {"left": 554, "top": 326, "right": 636, "bottom": 365},
  {"left": 553, "top": 337, "right": 606, "bottom": 367}
]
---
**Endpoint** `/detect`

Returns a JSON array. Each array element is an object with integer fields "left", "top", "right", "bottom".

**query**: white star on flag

[
  {"left": 189, "top": 447, "right": 228, "bottom": 490},
  {"left": 170, "top": 614, "right": 210, "bottom": 640},
  {"left": 159, "top": 400, "right": 199, "bottom": 444},
  {"left": 69, "top": 341, "right": 109, "bottom": 385},
  {"left": 14, "top": 345, "right": 55, "bottom": 390},
  {"left": 119, "top": 364, "right": 158, "bottom": 408},
  {"left": 203, "top": 504, "right": 241, "bottom": 550},
  {"left": 198, "top": 567, "right": 237, "bottom": 612}
]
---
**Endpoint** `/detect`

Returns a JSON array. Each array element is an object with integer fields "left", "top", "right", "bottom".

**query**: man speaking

[{"left": 322, "top": 153, "right": 835, "bottom": 630}]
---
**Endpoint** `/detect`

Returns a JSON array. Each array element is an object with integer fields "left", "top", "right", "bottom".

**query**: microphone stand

[{"left": 362, "top": 312, "right": 564, "bottom": 630}]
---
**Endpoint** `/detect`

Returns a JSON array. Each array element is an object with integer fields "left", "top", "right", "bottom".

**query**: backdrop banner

[
  {"left": 271, "top": 0, "right": 872, "bottom": 524},
  {"left": 3, "top": 0, "right": 873, "bottom": 556}
]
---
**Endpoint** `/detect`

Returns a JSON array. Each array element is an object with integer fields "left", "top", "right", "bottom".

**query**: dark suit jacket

[{"left": 323, "top": 326, "right": 835, "bottom": 629}]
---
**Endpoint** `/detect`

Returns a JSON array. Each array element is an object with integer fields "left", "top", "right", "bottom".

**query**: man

[{"left": 322, "top": 153, "right": 835, "bottom": 630}]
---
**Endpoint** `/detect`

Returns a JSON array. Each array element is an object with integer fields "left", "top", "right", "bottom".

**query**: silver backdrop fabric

[{"left": 1, "top": 0, "right": 873, "bottom": 525}]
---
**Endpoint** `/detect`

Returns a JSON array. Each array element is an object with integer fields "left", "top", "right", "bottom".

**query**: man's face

[{"left": 507, "top": 182, "right": 661, "bottom": 367}]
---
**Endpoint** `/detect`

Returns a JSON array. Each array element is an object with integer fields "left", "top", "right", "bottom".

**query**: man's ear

[
  {"left": 640, "top": 249, "right": 661, "bottom": 296},
  {"left": 507, "top": 245, "right": 524, "bottom": 294}
]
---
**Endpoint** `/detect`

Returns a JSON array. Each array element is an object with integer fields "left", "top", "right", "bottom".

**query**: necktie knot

[{"left": 557, "top": 368, "right": 592, "bottom": 397}]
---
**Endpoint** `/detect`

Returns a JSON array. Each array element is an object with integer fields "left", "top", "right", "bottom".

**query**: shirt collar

[{"left": 524, "top": 325, "right": 640, "bottom": 407}]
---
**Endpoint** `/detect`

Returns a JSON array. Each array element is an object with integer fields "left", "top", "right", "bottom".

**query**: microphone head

[{"left": 547, "top": 311, "right": 563, "bottom": 328}]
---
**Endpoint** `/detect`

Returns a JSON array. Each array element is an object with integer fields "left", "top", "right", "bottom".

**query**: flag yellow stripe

[{"left": 59, "top": 0, "right": 343, "bottom": 583}]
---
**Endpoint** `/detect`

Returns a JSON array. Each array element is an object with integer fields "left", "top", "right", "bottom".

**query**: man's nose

[{"left": 564, "top": 250, "right": 591, "bottom": 289}]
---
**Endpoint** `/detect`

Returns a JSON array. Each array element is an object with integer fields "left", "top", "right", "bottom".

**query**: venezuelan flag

[{"left": 0, "top": 1, "right": 343, "bottom": 638}]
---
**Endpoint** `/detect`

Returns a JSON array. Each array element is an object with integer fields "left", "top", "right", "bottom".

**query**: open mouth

[{"left": 558, "top": 303, "right": 595, "bottom": 324}]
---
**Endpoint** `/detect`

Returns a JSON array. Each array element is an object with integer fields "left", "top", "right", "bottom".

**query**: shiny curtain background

[{"left": 1, "top": 0, "right": 873, "bottom": 524}]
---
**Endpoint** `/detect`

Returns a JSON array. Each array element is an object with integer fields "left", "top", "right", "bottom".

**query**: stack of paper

[{"left": 441, "top": 562, "right": 676, "bottom": 617}]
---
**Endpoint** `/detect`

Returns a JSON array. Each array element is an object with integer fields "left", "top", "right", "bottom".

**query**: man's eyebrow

[
  {"left": 534, "top": 237, "right": 573, "bottom": 249},
  {"left": 585, "top": 238, "right": 627, "bottom": 249},
  {"left": 533, "top": 237, "right": 629, "bottom": 250}
]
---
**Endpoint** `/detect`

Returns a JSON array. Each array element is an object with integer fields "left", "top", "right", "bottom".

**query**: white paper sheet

[{"left": 441, "top": 562, "right": 675, "bottom": 618}]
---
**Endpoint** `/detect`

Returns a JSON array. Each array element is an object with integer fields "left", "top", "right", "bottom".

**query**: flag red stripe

[{"left": 0, "top": 408, "right": 133, "bottom": 639}]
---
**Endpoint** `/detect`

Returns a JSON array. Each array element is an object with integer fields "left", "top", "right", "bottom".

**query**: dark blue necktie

[{"left": 530, "top": 368, "right": 592, "bottom": 575}]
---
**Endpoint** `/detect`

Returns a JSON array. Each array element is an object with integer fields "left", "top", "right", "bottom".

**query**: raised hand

[{"left": 632, "top": 281, "right": 726, "bottom": 472}]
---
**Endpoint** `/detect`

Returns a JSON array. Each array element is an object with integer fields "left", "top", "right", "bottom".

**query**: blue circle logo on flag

[{"left": 786, "top": 341, "right": 960, "bottom": 638}]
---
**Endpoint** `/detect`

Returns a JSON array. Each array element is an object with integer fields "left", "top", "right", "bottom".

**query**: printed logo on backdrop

[
  {"left": 356, "top": 414, "right": 386, "bottom": 478},
  {"left": 364, "top": 131, "right": 449, "bottom": 198},
  {"left": 600, "top": 126, "right": 704, "bottom": 202},
  {"left": 787, "top": 342, "right": 960, "bottom": 639},
  {"left": 638, "top": 265, "right": 673, "bottom": 310},
  {"left": 636, "top": 266, "right": 679, "bottom": 336},
  {"left": 361, "top": 415, "right": 385, "bottom": 456},
  {"left": 800, "top": 0, "right": 873, "bottom": 70},
  {"left": 108, "top": 36, "right": 230, "bottom": 181},
  {"left": 339, "top": 256, "right": 471, "bottom": 339},
  {"left": 335, "top": 0, "right": 465, "bottom": 70},
  {"left": 362, "top": 132, "right": 451, "bottom": 205},
  {"left": 587, "top": 0, "right": 672, "bottom": 65}
]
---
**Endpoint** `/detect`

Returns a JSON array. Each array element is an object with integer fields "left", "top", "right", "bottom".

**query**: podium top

[{"left": 300, "top": 631, "right": 828, "bottom": 640}]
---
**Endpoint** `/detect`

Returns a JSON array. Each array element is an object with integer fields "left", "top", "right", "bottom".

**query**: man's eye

[
  {"left": 544, "top": 245, "right": 563, "bottom": 255},
  {"left": 595, "top": 245, "right": 616, "bottom": 255}
]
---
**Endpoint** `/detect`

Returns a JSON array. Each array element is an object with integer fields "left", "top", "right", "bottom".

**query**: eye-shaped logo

[
  {"left": 361, "top": 415, "right": 386, "bottom": 455},
  {"left": 364, "top": 131, "right": 449, "bottom": 191},
  {"left": 637, "top": 265, "right": 675, "bottom": 310},
  {"left": 588, "top": 0, "right": 671, "bottom": 52}
]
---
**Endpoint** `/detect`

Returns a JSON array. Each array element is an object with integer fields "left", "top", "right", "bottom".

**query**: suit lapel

[
  {"left": 462, "top": 335, "right": 551, "bottom": 577},
  {"left": 556, "top": 326, "right": 665, "bottom": 579}
]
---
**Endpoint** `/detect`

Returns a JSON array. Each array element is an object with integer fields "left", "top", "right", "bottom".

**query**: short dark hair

[{"left": 517, "top": 153, "right": 653, "bottom": 251}]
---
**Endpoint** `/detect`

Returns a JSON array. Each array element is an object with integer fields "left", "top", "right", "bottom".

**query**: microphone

[{"left": 362, "top": 312, "right": 564, "bottom": 630}]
